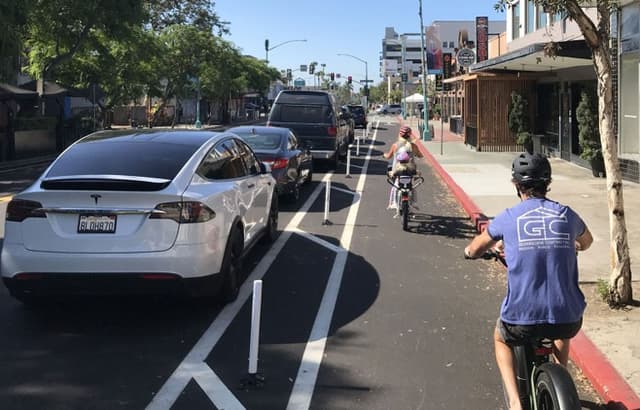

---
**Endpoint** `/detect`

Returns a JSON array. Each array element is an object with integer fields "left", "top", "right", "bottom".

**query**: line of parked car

[{"left": 1, "top": 90, "right": 370, "bottom": 307}]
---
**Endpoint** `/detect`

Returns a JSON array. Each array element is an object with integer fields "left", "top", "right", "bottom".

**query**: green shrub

[
  {"left": 576, "top": 91, "right": 602, "bottom": 161},
  {"left": 508, "top": 91, "right": 531, "bottom": 145}
]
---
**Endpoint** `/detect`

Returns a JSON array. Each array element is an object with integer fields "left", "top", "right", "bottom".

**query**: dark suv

[
  {"left": 347, "top": 104, "right": 367, "bottom": 129},
  {"left": 267, "top": 90, "right": 350, "bottom": 169}
]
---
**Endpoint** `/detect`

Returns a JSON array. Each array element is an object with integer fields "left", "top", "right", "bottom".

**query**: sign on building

[
  {"left": 443, "top": 53, "right": 452, "bottom": 91},
  {"left": 476, "top": 16, "right": 489, "bottom": 63},
  {"left": 456, "top": 48, "right": 476, "bottom": 68}
]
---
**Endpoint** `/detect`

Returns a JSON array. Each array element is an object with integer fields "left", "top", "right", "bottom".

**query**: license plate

[{"left": 78, "top": 214, "right": 117, "bottom": 234}]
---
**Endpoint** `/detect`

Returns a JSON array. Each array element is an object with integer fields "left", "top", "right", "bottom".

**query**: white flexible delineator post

[
  {"left": 322, "top": 179, "right": 332, "bottom": 225},
  {"left": 346, "top": 145, "right": 352, "bottom": 178},
  {"left": 356, "top": 135, "right": 361, "bottom": 157},
  {"left": 248, "top": 280, "right": 263, "bottom": 375}
]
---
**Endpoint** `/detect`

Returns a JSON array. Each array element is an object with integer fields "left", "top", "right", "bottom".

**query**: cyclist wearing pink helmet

[{"left": 383, "top": 125, "right": 423, "bottom": 163}]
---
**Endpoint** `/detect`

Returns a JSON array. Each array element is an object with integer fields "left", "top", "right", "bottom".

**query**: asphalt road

[{"left": 0, "top": 119, "right": 603, "bottom": 409}]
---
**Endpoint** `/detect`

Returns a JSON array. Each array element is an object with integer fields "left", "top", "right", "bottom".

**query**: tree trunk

[{"left": 592, "top": 47, "right": 633, "bottom": 305}]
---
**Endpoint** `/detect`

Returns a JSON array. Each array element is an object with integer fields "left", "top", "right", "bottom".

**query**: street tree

[
  {"left": 0, "top": 0, "right": 31, "bottom": 82},
  {"left": 23, "top": 0, "right": 146, "bottom": 81},
  {"left": 144, "top": 0, "right": 228, "bottom": 34},
  {"left": 54, "top": 26, "right": 158, "bottom": 126},
  {"left": 496, "top": 0, "right": 632, "bottom": 305}
]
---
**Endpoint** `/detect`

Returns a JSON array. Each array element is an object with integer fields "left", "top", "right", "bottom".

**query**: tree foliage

[{"left": 144, "top": 0, "right": 228, "bottom": 34}]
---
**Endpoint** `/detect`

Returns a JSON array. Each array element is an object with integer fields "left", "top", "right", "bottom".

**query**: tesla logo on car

[
  {"left": 90, "top": 194, "right": 101, "bottom": 205},
  {"left": 517, "top": 207, "right": 570, "bottom": 246}
]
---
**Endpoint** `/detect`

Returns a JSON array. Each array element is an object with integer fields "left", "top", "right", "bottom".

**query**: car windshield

[
  {"left": 236, "top": 132, "right": 283, "bottom": 150},
  {"left": 45, "top": 140, "right": 198, "bottom": 180}
]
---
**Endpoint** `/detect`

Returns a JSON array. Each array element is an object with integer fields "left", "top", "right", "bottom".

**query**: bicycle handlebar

[{"left": 465, "top": 248, "right": 507, "bottom": 267}]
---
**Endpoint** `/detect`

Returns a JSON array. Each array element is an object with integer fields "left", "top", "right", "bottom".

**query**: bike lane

[{"left": 309, "top": 118, "right": 508, "bottom": 409}]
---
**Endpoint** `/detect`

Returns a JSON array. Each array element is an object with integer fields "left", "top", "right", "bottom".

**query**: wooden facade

[{"left": 445, "top": 73, "right": 537, "bottom": 152}]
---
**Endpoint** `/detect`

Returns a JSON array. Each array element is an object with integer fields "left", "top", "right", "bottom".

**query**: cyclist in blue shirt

[{"left": 464, "top": 152, "right": 593, "bottom": 410}]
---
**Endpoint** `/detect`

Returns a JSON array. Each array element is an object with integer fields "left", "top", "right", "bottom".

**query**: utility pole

[{"left": 418, "top": 0, "right": 431, "bottom": 141}]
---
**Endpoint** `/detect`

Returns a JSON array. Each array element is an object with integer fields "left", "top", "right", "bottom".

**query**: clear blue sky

[{"left": 216, "top": 0, "right": 504, "bottom": 90}]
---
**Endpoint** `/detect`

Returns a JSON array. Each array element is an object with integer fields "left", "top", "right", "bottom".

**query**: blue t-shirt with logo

[{"left": 487, "top": 197, "right": 586, "bottom": 325}]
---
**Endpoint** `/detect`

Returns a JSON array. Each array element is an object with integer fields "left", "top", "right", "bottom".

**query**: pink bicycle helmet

[{"left": 399, "top": 126, "right": 412, "bottom": 139}]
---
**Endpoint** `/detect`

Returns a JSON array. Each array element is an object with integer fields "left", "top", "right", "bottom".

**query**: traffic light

[
  {"left": 286, "top": 69, "right": 292, "bottom": 80},
  {"left": 309, "top": 63, "right": 315, "bottom": 75},
  {"left": 347, "top": 76, "right": 352, "bottom": 84},
  {"left": 330, "top": 72, "right": 335, "bottom": 81}
]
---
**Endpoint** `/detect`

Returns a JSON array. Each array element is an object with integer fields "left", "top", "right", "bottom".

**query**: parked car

[
  {"left": 1, "top": 129, "right": 278, "bottom": 305},
  {"left": 376, "top": 104, "right": 402, "bottom": 115},
  {"left": 340, "top": 105, "right": 356, "bottom": 143},
  {"left": 228, "top": 125, "right": 313, "bottom": 203},
  {"left": 347, "top": 104, "right": 367, "bottom": 129},
  {"left": 267, "top": 90, "right": 350, "bottom": 169}
]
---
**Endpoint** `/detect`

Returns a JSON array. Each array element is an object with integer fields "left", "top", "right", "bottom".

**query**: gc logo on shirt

[{"left": 517, "top": 207, "right": 570, "bottom": 246}]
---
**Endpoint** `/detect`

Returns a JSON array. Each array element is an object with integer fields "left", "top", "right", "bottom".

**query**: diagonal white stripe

[{"left": 286, "top": 121, "right": 379, "bottom": 410}]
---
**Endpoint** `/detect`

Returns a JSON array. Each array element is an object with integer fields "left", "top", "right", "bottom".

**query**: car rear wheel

[
  {"left": 219, "top": 228, "right": 243, "bottom": 304},
  {"left": 261, "top": 194, "right": 278, "bottom": 244}
]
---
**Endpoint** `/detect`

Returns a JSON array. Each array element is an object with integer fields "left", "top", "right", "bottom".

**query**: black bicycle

[
  {"left": 386, "top": 174, "right": 424, "bottom": 231},
  {"left": 474, "top": 250, "right": 581, "bottom": 410}
]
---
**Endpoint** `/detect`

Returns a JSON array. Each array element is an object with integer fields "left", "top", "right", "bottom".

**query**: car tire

[
  {"left": 305, "top": 165, "right": 313, "bottom": 184},
  {"left": 219, "top": 228, "right": 243, "bottom": 304},
  {"left": 261, "top": 193, "right": 279, "bottom": 244}
]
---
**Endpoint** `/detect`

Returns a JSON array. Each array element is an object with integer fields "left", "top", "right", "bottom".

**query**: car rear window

[
  {"left": 45, "top": 141, "right": 198, "bottom": 180},
  {"left": 348, "top": 106, "right": 364, "bottom": 114},
  {"left": 275, "top": 92, "right": 330, "bottom": 104},
  {"left": 236, "top": 132, "right": 283, "bottom": 150},
  {"left": 270, "top": 104, "right": 332, "bottom": 123}
]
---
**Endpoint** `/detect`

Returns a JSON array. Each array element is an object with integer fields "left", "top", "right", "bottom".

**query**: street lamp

[
  {"left": 337, "top": 53, "right": 369, "bottom": 109},
  {"left": 418, "top": 0, "right": 431, "bottom": 141},
  {"left": 265, "top": 39, "right": 307, "bottom": 64}
]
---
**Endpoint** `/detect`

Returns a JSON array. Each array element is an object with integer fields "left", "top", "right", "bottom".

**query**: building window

[
  {"left": 537, "top": 6, "right": 547, "bottom": 29},
  {"left": 449, "top": 41, "right": 454, "bottom": 48},
  {"left": 620, "top": 53, "right": 640, "bottom": 154},
  {"left": 512, "top": 1, "right": 520, "bottom": 39},
  {"left": 526, "top": 0, "right": 535, "bottom": 33},
  {"left": 442, "top": 41, "right": 448, "bottom": 48}
]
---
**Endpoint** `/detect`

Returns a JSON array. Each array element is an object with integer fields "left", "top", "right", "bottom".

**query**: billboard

[
  {"left": 426, "top": 25, "right": 443, "bottom": 74},
  {"left": 382, "top": 59, "right": 398, "bottom": 75},
  {"left": 476, "top": 16, "right": 489, "bottom": 63}
]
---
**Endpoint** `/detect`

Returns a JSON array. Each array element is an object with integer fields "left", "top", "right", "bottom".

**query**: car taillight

[
  {"left": 263, "top": 157, "right": 288, "bottom": 170},
  {"left": 149, "top": 201, "right": 215, "bottom": 223},
  {"left": 328, "top": 126, "right": 337, "bottom": 136},
  {"left": 6, "top": 199, "right": 46, "bottom": 222}
]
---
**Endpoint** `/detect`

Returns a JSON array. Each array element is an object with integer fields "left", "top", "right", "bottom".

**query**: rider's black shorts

[{"left": 496, "top": 317, "right": 583, "bottom": 345}]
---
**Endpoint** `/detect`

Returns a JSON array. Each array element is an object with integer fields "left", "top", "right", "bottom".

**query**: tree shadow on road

[{"left": 404, "top": 212, "right": 477, "bottom": 239}]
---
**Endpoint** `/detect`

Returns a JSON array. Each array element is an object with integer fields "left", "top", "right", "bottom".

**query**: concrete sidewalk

[{"left": 402, "top": 115, "right": 640, "bottom": 409}]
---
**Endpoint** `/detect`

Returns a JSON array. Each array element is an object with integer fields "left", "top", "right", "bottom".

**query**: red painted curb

[
  {"left": 397, "top": 119, "right": 640, "bottom": 409},
  {"left": 571, "top": 331, "right": 640, "bottom": 410}
]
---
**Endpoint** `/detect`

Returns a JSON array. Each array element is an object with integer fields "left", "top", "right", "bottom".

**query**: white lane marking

[
  {"left": 331, "top": 186, "right": 357, "bottom": 196},
  {"left": 288, "top": 228, "right": 343, "bottom": 254},
  {"left": 286, "top": 122, "right": 379, "bottom": 410},
  {"left": 191, "top": 363, "right": 244, "bottom": 410},
  {"left": 146, "top": 173, "right": 333, "bottom": 410}
]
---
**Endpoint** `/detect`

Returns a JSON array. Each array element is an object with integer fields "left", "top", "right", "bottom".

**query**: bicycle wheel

[
  {"left": 534, "top": 363, "right": 581, "bottom": 410},
  {"left": 401, "top": 200, "right": 409, "bottom": 231}
]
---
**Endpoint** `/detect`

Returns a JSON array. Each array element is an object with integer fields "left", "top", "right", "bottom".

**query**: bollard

[
  {"left": 241, "top": 280, "right": 264, "bottom": 389},
  {"left": 345, "top": 145, "right": 352, "bottom": 178},
  {"left": 322, "top": 179, "right": 332, "bottom": 225},
  {"left": 356, "top": 135, "right": 361, "bottom": 157}
]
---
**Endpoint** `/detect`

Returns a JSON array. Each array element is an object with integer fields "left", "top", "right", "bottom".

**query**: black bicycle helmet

[{"left": 511, "top": 152, "right": 551, "bottom": 183}]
